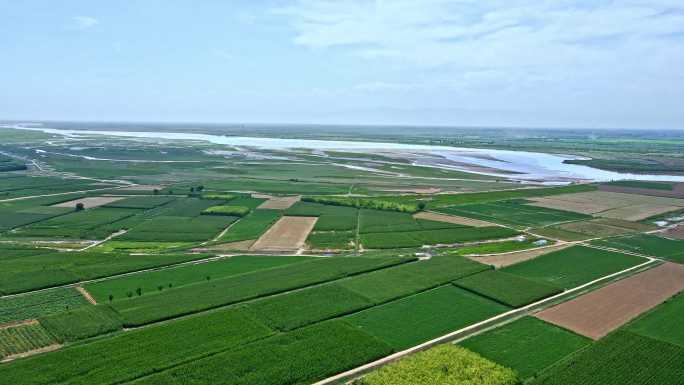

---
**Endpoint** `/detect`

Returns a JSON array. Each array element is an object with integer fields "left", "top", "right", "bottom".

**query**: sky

[{"left": 1, "top": 0, "right": 683, "bottom": 129}]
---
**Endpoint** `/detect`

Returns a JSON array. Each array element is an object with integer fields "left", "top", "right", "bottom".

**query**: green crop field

[
  {"left": 438, "top": 199, "right": 591, "bottom": 228},
  {"left": 307, "top": 230, "right": 355, "bottom": 249},
  {"left": 532, "top": 331, "right": 684, "bottom": 385},
  {"left": 459, "top": 317, "right": 591, "bottom": 379},
  {"left": 0, "top": 308, "right": 273, "bottom": 385},
  {"left": 345, "top": 285, "right": 509, "bottom": 350},
  {"left": 0, "top": 323, "right": 57, "bottom": 359},
  {"left": 355, "top": 344, "right": 519, "bottom": 385},
  {"left": 592, "top": 234, "right": 684, "bottom": 263},
  {"left": 103, "top": 196, "right": 176, "bottom": 209},
  {"left": 359, "top": 209, "right": 463, "bottom": 234},
  {"left": 216, "top": 209, "right": 281, "bottom": 243},
  {"left": 286, "top": 202, "right": 358, "bottom": 231},
  {"left": 247, "top": 283, "right": 373, "bottom": 331},
  {"left": 0, "top": 288, "right": 89, "bottom": 323},
  {"left": 626, "top": 292, "right": 684, "bottom": 347},
  {"left": 39, "top": 305, "right": 123, "bottom": 342},
  {"left": 501, "top": 246, "right": 645, "bottom": 288},
  {"left": 361, "top": 226, "right": 518, "bottom": 249},
  {"left": 85, "top": 255, "right": 309, "bottom": 303},
  {"left": 0, "top": 251, "right": 211, "bottom": 294},
  {"left": 339, "top": 256, "right": 490, "bottom": 304},
  {"left": 131, "top": 321, "right": 393, "bottom": 385},
  {"left": 454, "top": 270, "right": 562, "bottom": 307},
  {"left": 111, "top": 256, "right": 411, "bottom": 326}
]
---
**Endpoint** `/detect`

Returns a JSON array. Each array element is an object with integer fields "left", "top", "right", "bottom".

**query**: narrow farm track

[
  {"left": 312, "top": 257, "right": 659, "bottom": 385},
  {"left": 0, "top": 184, "right": 137, "bottom": 203}
]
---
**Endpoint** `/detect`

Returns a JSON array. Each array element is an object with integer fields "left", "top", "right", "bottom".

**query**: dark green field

[
  {"left": 459, "top": 317, "right": 591, "bottom": 379},
  {"left": 502, "top": 246, "right": 645, "bottom": 288}
]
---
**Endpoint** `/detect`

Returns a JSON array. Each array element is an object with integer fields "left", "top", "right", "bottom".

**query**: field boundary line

[
  {"left": 78, "top": 229, "right": 128, "bottom": 251},
  {"left": 312, "top": 257, "right": 658, "bottom": 385},
  {"left": 0, "top": 185, "right": 136, "bottom": 203}
]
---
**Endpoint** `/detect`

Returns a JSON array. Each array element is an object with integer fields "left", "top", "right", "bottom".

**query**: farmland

[
  {"left": 1, "top": 123, "right": 684, "bottom": 385},
  {"left": 454, "top": 270, "right": 562, "bottom": 307},
  {"left": 531, "top": 331, "right": 684, "bottom": 385},
  {"left": 345, "top": 285, "right": 509, "bottom": 350},
  {"left": 592, "top": 233, "right": 684, "bottom": 263},
  {"left": 501, "top": 246, "right": 645, "bottom": 288},
  {"left": 459, "top": 317, "right": 591, "bottom": 379},
  {"left": 354, "top": 344, "right": 519, "bottom": 385}
]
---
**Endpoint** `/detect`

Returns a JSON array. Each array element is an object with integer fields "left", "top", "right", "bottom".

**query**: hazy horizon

[{"left": 2, "top": 1, "right": 683, "bottom": 130}]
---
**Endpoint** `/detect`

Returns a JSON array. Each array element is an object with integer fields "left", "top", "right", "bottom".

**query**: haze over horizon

[{"left": 2, "top": 1, "right": 683, "bottom": 130}]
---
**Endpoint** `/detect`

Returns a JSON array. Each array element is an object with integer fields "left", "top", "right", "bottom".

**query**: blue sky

[{"left": 1, "top": 1, "right": 683, "bottom": 129}]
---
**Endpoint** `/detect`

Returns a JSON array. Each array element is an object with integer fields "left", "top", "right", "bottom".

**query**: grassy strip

[
  {"left": 454, "top": 270, "right": 562, "bottom": 308},
  {"left": 303, "top": 195, "right": 421, "bottom": 213},
  {"left": 459, "top": 317, "right": 591, "bottom": 379},
  {"left": 201, "top": 205, "right": 250, "bottom": 217}
]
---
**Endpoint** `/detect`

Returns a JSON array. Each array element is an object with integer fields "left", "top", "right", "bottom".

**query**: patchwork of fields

[{"left": 2, "top": 130, "right": 684, "bottom": 385}]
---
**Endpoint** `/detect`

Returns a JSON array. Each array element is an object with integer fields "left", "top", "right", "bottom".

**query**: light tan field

[
  {"left": 528, "top": 191, "right": 684, "bottom": 220},
  {"left": 52, "top": 196, "right": 126, "bottom": 209},
  {"left": 664, "top": 225, "right": 684, "bottom": 240},
  {"left": 253, "top": 194, "right": 301, "bottom": 210},
  {"left": 250, "top": 216, "right": 317, "bottom": 252},
  {"left": 599, "top": 204, "right": 683, "bottom": 221},
  {"left": 413, "top": 212, "right": 496, "bottom": 227},
  {"left": 535, "top": 262, "right": 684, "bottom": 340},
  {"left": 468, "top": 243, "right": 571, "bottom": 268}
]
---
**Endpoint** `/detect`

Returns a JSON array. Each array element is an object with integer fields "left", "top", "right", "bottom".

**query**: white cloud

[
  {"left": 72, "top": 16, "right": 99, "bottom": 30},
  {"left": 271, "top": 1, "right": 684, "bottom": 128}
]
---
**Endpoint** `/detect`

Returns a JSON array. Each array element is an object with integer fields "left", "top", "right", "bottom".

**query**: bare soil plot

[
  {"left": 535, "top": 262, "right": 684, "bottom": 339},
  {"left": 413, "top": 211, "right": 495, "bottom": 227},
  {"left": 664, "top": 225, "right": 684, "bottom": 240},
  {"left": 250, "top": 216, "right": 317, "bottom": 252},
  {"left": 469, "top": 244, "right": 571, "bottom": 268},
  {"left": 254, "top": 194, "right": 301, "bottom": 210},
  {"left": 599, "top": 182, "right": 684, "bottom": 198},
  {"left": 52, "top": 196, "right": 126, "bottom": 209},
  {"left": 528, "top": 191, "right": 684, "bottom": 221}
]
